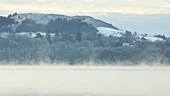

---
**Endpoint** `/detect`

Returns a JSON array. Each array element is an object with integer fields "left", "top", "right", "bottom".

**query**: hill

[
  {"left": 8, "top": 13, "right": 118, "bottom": 31},
  {"left": 0, "top": 13, "right": 169, "bottom": 65},
  {"left": 0, "top": 13, "right": 166, "bottom": 42}
]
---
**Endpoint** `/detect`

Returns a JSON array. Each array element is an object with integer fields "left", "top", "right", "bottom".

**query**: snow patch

[
  {"left": 1, "top": 33, "right": 9, "bottom": 38},
  {"left": 0, "top": 32, "right": 55, "bottom": 38},
  {"left": 97, "top": 27, "right": 123, "bottom": 37},
  {"left": 139, "top": 34, "right": 164, "bottom": 42},
  {"left": 145, "top": 36, "right": 164, "bottom": 41}
]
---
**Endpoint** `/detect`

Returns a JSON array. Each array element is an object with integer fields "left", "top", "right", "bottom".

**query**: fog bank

[{"left": 0, "top": 66, "right": 170, "bottom": 96}]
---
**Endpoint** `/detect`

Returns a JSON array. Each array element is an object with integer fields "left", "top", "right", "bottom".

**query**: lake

[{"left": 0, "top": 66, "right": 170, "bottom": 96}]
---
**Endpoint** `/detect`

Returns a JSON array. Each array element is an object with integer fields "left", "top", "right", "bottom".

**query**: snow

[
  {"left": 0, "top": 32, "right": 55, "bottom": 38},
  {"left": 73, "top": 16, "right": 111, "bottom": 28},
  {"left": 83, "top": 17, "right": 100, "bottom": 27},
  {"left": 34, "top": 32, "right": 55, "bottom": 37},
  {"left": 1, "top": 33, "right": 9, "bottom": 37},
  {"left": 10, "top": 13, "right": 113, "bottom": 29},
  {"left": 0, "top": 66, "right": 170, "bottom": 96},
  {"left": 97, "top": 27, "right": 123, "bottom": 37},
  {"left": 145, "top": 36, "right": 164, "bottom": 41},
  {"left": 139, "top": 34, "right": 164, "bottom": 42},
  {"left": 11, "top": 13, "right": 71, "bottom": 25}
]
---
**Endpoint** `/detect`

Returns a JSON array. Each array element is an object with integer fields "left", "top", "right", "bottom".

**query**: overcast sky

[{"left": 0, "top": 0, "right": 170, "bottom": 16}]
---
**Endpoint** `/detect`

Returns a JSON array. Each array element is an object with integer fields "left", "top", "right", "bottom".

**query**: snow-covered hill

[
  {"left": 10, "top": 13, "right": 118, "bottom": 29},
  {"left": 0, "top": 13, "right": 165, "bottom": 42}
]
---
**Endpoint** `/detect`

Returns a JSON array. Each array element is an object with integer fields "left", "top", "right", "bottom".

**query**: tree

[
  {"left": 154, "top": 34, "right": 167, "bottom": 40},
  {"left": 54, "top": 32, "right": 62, "bottom": 42},
  {"left": 35, "top": 33, "right": 43, "bottom": 39},
  {"left": 165, "top": 47, "right": 170, "bottom": 62},
  {"left": 75, "top": 31, "right": 82, "bottom": 42},
  {"left": 141, "top": 37, "right": 146, "bottom": 41},
  {"left": 16, "top": 19, "right": 43, "bottom": 32},
  {"left": 0, "top": 16, "right": 16, "bottom": 26},
  {"left": 45, "top": 30, "right": 52, "bottom": 44},
  {"left": 125, "top": 30, "right": 133, "bottom": 44},
  {"left": 7, "top": 14, "right": 12, "bottom": 18}
]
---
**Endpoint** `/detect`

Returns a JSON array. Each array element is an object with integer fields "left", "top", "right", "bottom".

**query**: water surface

[{"left": 0, "top": 66, "right": 170, "bottom": 96}]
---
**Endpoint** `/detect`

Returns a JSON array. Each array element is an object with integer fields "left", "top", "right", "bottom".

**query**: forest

[{"left": 0, "top": 31, "right": 170, "bottom": 65}]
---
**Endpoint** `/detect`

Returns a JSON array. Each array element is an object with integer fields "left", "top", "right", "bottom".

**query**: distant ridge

[
  {"left": 10, "top": 13, "right": 119, "bottom": 29},
  {"left": 0, "top": 13, "right": 166, "bottom": 41}
]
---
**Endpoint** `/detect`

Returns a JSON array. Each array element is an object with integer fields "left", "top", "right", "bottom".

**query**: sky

[
  {"left": 0, "top": 0, "right": 170, "bottom": 36},
  {"left": 0, "top": 0, "right": 170, "bottom": 15},
  {"left": 94, "top": 13, "right": 170, "bottom": 36}
]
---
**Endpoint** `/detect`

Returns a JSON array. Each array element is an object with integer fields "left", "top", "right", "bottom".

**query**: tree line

[{"left": 0, "top": 30, "right": 170, "bottom": 65}]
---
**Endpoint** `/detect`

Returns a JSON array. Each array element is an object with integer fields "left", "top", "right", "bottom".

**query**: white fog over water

[{"left": 0, "top": 66, "right": 170, "bottom": 96}]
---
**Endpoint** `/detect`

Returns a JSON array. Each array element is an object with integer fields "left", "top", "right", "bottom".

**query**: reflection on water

[{"left": 0, "top": 66, "right": 170, "bottom": 96}]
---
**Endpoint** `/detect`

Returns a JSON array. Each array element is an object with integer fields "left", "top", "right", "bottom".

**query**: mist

[{"left": 0, "top": 66, "right": 170, "bottom": 96}]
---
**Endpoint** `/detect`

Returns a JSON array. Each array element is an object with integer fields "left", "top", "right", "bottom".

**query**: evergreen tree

[
  {"left": 46, "top": 30, "right": 52, "bottom": 44},
  {"left": 35, "top": 33, "right": 43, "bottom": 39},
  {"left": 75, "top": 31, "right": 82, "bottom": 42}
]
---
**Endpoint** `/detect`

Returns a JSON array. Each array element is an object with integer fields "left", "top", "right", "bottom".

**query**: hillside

[
  {"left": 8, "top": 13, "right": 118, "bottom": 30},
  {"left": 0, "top": 13, "right": 166, "bottom": 42}
]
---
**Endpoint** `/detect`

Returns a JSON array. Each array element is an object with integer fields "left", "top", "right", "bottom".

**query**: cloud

[{"left": 0, "top": 0, "right": 170, "bottom": 15}]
